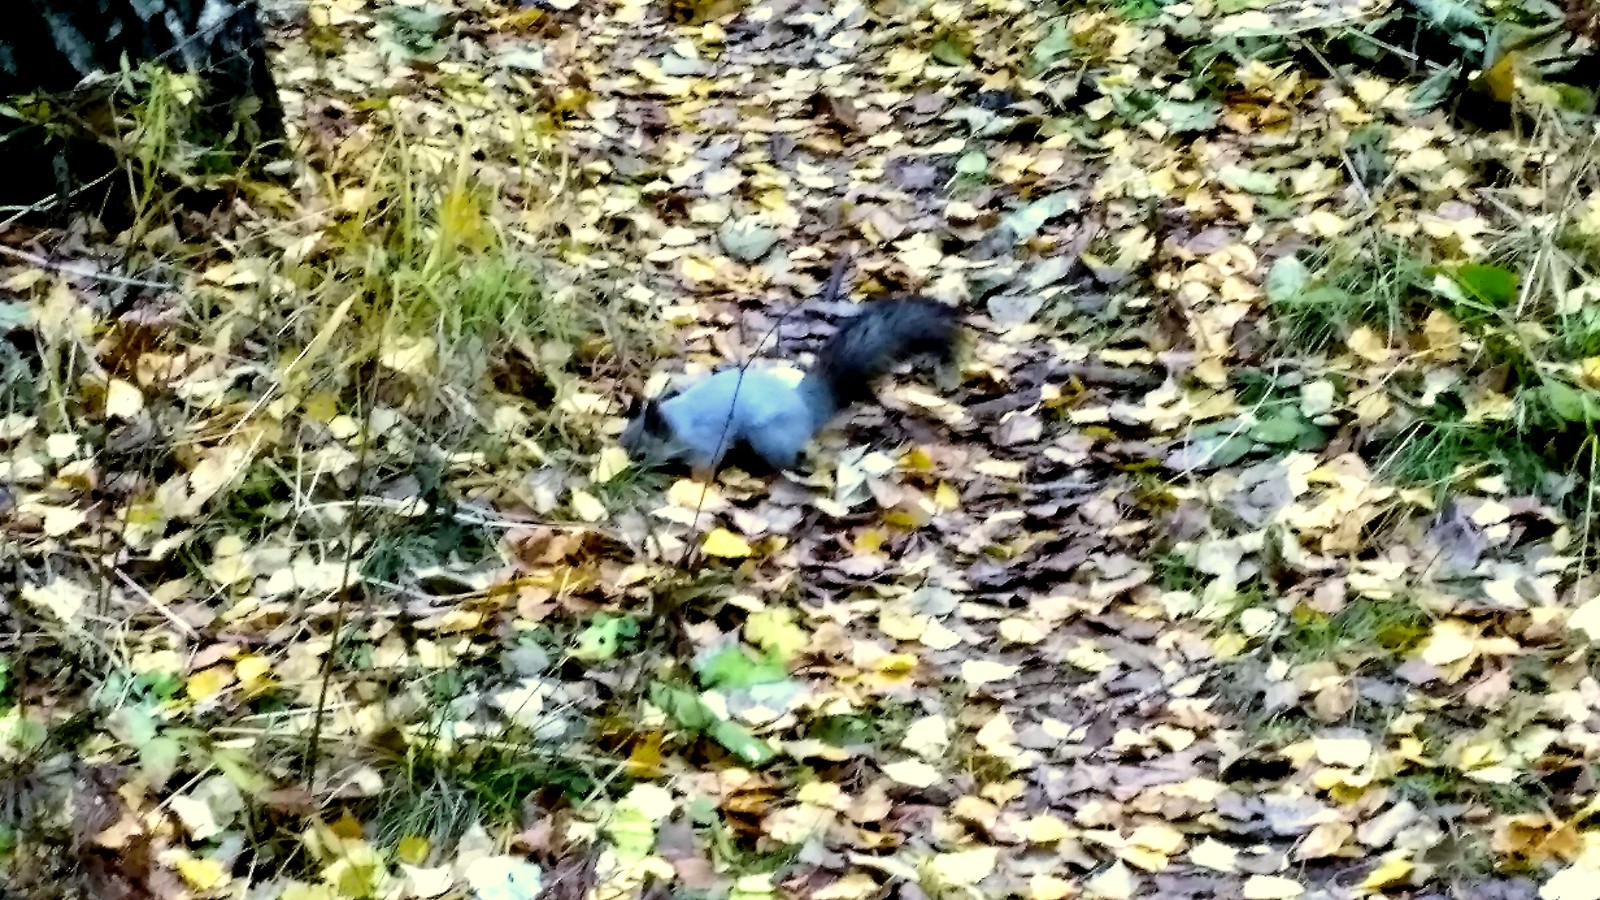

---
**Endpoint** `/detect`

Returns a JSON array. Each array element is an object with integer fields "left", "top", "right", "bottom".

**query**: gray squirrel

[{"left": 620, "top": 259, "right": 958, "bottom": 477}]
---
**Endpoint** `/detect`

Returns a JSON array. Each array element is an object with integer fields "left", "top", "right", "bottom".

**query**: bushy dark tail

[{"left": 801, "top": 297, "right": 958, "bottom": 420}]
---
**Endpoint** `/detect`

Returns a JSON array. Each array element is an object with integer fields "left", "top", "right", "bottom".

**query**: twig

[{"left": 0, "top": 243, "right": 173, "bottom": 291}]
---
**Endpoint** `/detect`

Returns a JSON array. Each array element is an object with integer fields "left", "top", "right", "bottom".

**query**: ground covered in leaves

[{"left": 6, "top": 0, "right": 1600, "bottom": 897}]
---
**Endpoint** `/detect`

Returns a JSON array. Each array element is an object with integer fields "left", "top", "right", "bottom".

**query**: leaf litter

[{"left": 3, "top": 0, "right": 1600, "bottom": 897}]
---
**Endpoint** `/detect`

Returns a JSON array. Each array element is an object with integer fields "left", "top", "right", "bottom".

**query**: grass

[
  {"left": 1266, "top": 234, "right": 1431, "bottom": 354},
  {"left": 0, "top": 57, "right": 651, "bottom": 891},
  {"left": 1276, "top": 597, "right": 1431, "bottom": 664},
  {"left": 371, "top": 733, "right": 602, "bottom": 853}
]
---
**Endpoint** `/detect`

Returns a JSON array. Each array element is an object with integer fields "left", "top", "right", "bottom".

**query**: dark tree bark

[{"left": 0, "top": 0, "right": 284, "bottom": 218}]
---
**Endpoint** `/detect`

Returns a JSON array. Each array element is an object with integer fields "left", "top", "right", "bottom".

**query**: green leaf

[
  {"left": 1411, "top": 0, "right": 1488, "bottom": 51},
  {"left": 648, "top": 682, "right": 775, "bottom": 766},
  {"left": 1158, "top": 99, "right": 1221, "bottom": 133},
  {"left": 1454, "top": 264, "right": 1519, "bottom": 307},
  {"left": 1265, "top": 256, "right": 1312, "bottom": 305},
  {"left": 1219, "top": 165, "right": 1281, "bottom": 195},
  {"left": 1001, "top": 193, "right": 1073, "bottom": 241},
  {"left": 650, "top": 682, "right": 713, "bottom": 729},
  {"left": 1411, "top": 61, "right": 1463, "bottom": 111},
  {"left": 717, "top": 218, "right": 779, "bottom": 262},
  {"left": 573, "top": 614, "right": 638, "bottom": 662},
  {"left": 211, "top": 747, "right": 273, "bottom": 796},
  {"left": 1166, "top": 432, "right": 1254, "bottom": 470},
  {"left": 955, "top": 150, "right": 989, "bottom": 177},
  {"left": 746, "top": 609, "right": 808, "bottom": 663},
  {"left": 0, "top": 302, "right": 27, "bottom": 334},
  {"left": 1031, "top": 19, "right": 1073, "bottom": 74},
  {"left": 1541, "top": 382, "right": 1600, "bottom": 423},
  {"left": 1250, "top": 414, "right": 1306, "bottom": 445},
  {"left": 931, "top": 40, "right": 969, "bottom": 66},
  {"left": 708, "top": 718, "right": 776, "bottom": 766},
  {"left": 697, "top": 645, "right": 786, "bottom": 690}
]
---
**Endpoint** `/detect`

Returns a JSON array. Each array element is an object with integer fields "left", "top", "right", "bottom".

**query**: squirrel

[{"left": 620, "top": 258, "right": 959, "bottom": 478}]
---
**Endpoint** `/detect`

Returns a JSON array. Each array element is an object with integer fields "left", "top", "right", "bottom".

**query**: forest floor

[{"left": 6, "top": 0, "right": 1600, "bottom": 898}]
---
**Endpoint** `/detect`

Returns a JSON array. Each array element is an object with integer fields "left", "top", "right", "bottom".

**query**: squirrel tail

[{"left": 801, "top": 296, "right": 958, "bottom": 422}]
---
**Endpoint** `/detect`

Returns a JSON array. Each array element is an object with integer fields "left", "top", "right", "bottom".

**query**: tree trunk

[{"left": 0, "top": 0, "right": 284, "bottom": 218}]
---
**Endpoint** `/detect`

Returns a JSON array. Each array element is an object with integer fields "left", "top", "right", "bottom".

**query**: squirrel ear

[{"left": 642, "top": 398, "right": 672, "bottom": 433}]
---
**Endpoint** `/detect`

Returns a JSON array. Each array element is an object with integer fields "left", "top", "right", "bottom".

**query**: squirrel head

[{"left": 619, "top": 394, "right": 676, "bottom": 461}]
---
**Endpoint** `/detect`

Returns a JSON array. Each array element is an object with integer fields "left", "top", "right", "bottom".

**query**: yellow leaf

[
  {"left": 999, "top": 618, "right": 1046, "bottom": 645},
  {"left": 1020, "top": 814, "right": 1072, "bottom": 844},
  {"left": 1130, "top": 823, "right": 1186, "bottom": 855},
  {"left": 934, "top": 481, "right": 961, "bottom": 511},
  {"left": 235, "top": 655, "right": 274, "bottom": 693},
  {"left": 187, "top": 443, "right": 254, "bottom": 510},
  {"left": 928, "top": 847, "right": 997, "bottom": 887},
  {"left": 569, "top": 489, "right": 608, "bottom": 522},
  {"left": 440, "top": 185, "right": 485, "bottom": 249},
  {"left": 1084, "top": 860, "right": 1137, "bottom": 899},
  {"left": 1300, "top": 209, "right": 1349, "bottom": 237},
  {"left": 1347, "top": 326, "right": 1392, "bottom": 364},
  {"left": 186, "top": 666, "right": 236, "bottom": 702},
  {"left": 106, "top": 378, "right": 144, "bottom": 419},
  {"left": 175, "top": 856, "right": 229, "bottom": 890},
  {"left": 667, "top": 478, "right": 727, "bottom": 510},
  {"left": 961, "top": 659, "right": 1020, "bottom": 686},
  {"left": 1484, "top": 51, "right": 1518, "bottom": 103},
  {"left": 1295, "top": 821, "right": 1353, "bottom": 860},
  {"left": 378, "top": 335, "right": 436, "bottom": 376},
  {"left": 1118, "top": 845, "right": 1170, "bottom": 871},
  {"left": 681, "top": 255, "right": 719, "bottom": 282},
  {"left": 20, "top": 578, "right": 90, "bottom": 625},
  {"left": 397, "top": 835, "right": 431, "bottom": 865},
  {"left": 592, "top": 446, "right": 631, "bottom": 483},
  {"left": 901, "top": 715, "right": 950, "bottom": 758},
  {"left": 40, "top": 505, "right": 88, "bottom": 537},
  {"left": 746, "top": 609, "right": 807, "bottom": 662},
  {"left": 881, "top": 758, "right": 942, "bottom": 787},
  {"left": 702, "top": 528, "right": 753, "bottom": 558},
  {"left": 1189, "top": 838, "right": 1237, "bottom": 872},
  {"left": 1541, "top": 864, "right": 1600, "bottom": 900},
  {"left": 170, "top": 795, "right": 222, "bottom": 840},
  {"left": 1419, "top": 619, "right": 1479, "bottom": 666},
  {"left": 281, "top": 292, "right": 356, "bottom": 387},
  {"left": 1359, "top": 854, "right": 1415, "bottom": 891},
  {"left": 1243, "top": 874, "right": 1305, "bottom": 899},
  {"left": 1028, "top": 874, "right": 1076, "bottom": 900},
  {"left": 1569, "top": 596, "right": 1600, "bottom": 642},
  {"left": 1312, "top": 735, "right": 1372, "bottom": 768}
]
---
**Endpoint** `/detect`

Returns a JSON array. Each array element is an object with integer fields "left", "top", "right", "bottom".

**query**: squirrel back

[{"left": 621, "top": 264, "right": 959, "bottom": 476}]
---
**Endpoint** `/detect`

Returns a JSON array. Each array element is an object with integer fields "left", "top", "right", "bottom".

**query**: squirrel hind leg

[{"left": 745, "top": 429, "right": 804, "bottom": 473}]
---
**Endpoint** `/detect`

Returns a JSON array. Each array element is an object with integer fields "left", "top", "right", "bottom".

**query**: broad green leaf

[
  {"left": 1541, "top": 382, "right": 1600, "bottom": 423},
  {"left": 707, "top": 718, "right": 776, "bottom": 766},
  {"left": 1250, "top": 414, "right": 1306, "bottom": 445},
  {"left": 697, "top": 645, "right": 786, "bottom": 690},
  {"left": 0, "top": 302, "right": 27, "bottom": 333},
  {"left": 1454, "top": 263, "right": 1519, "bottom": 307},
  {"left": 1159, "top": 99, "right": 1221, "bottom": 132},
  {"left": 1266, "top": 256, "right": 1312, "bottom": 305},
  {"left": 718, "top": 218, "right": 779, "bottom": 262},
  {"left": 1219, "top": 165, "right": 1281, "bottom": 194},
  {"left": 574, "top": 615, "right": 638, "bottom": 661},
  {"left": 1031, "top": 19, "right": 1072, "bottom": 73},
  {"left": 956, "top": 150, "right": 989, "bottom": 177},
  {"left": 1001, "top": 193, "right": 1073, "bottom": 241},
  {"left": 931, "top": 40, "right": 969, "bottom": 66},
  {"left": 746, "top": 608, "right": 808, "bottom": 663}
]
